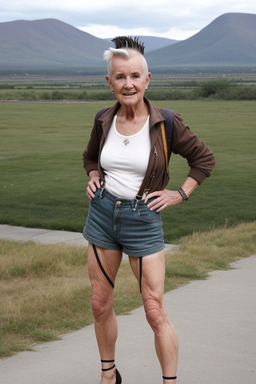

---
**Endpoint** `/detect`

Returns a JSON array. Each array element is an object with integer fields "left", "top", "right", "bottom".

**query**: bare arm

[{"left": 145, "top": 176, "right": 199, "bottom": 212}]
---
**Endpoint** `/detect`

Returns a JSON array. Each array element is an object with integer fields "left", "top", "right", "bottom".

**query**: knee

[
  {"left": 143, "top": 295, "right": 166, "bottom": 332},
  {"left": 91, "top": 286, "right": 113, "bottom": 321}
]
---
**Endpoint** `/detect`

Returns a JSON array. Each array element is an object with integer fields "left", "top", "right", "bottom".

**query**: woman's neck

[{"left": 117, "top": 101, "right": 149, "bottom": 122}]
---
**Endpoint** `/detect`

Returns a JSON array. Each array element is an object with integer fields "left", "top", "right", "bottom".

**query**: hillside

[
  {"left": 146, "top": 13, "right": 256, "bottom": 68},
  {"left": 0, "top": 19, "right": 111, "bottom": 69},
  {"left": 0, "top": 13, "right": 255, "bottom": 71},
  {"left": 0, "top": 19, "right": 176, "bottom": 70}
]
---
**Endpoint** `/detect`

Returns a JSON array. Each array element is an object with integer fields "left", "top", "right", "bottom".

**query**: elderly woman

[{"left": 83, "top": 36, "right": 215, "bottom": 384}]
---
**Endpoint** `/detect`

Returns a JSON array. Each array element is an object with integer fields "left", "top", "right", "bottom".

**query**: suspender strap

[
  {"left": 161, "top": 108, "right": 174, "bottom": 174},
  {"left": 92, "top": 244, "right": 114, "bottom": 289},
  {"left": 93, "top": 244, "right": 143, "bottom": 293},
  {"left": 96, "top": 107, "right": 174, "bottom": 198},
  {"left": 161, "top": 120, "right": 169, "bottom": 174},
  {"left": 139, "top": 257, "right": 143, "bottom": 293},
  {"left": 136, "top": 109, "right": 174, "bottom": 198}
]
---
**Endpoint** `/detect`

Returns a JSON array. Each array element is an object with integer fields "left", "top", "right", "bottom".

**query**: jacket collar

[{"left": 99, "top": 97, "right": 164, "bottom": 136}]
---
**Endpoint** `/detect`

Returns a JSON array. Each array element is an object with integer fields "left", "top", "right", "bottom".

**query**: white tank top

[{"left": 100, "top": 115, "right": 150, "bottom": 199}]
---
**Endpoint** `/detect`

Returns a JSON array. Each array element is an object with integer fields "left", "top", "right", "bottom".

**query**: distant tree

[{"left": 198, "top": 80, "right": 231, "bottom": 97}]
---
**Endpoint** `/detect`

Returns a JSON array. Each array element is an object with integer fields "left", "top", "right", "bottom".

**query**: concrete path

[
  {"left": 0, "top": 224, "right": 87, "bottom": 247},
  {"left": 0, "top": 225, "right": 255, "bottom": 384},
  {"left": 0, "top": 224, "right": 177, "bottom": 258}
]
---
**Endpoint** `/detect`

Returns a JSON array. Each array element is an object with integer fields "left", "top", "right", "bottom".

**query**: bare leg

[
  {"left": 88, "top": 243, "right": 122, "bottom": 384},
  {"left": 129, "top": 251, "right": 178, "bottom": 383}
]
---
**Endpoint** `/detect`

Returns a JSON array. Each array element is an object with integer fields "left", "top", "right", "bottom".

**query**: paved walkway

[
  {"left": 0, "top": 225, "right": 255, "bottom": 384},
  {"left": 0, "top": 224, "right": 177, "bottom": 258},
  {"left": 0, "top": 224, "right": 87, "bottom": 247}
]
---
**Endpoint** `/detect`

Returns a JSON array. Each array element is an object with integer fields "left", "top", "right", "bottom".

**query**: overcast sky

[{"left": 1, "top": 1, "right": 256, "bottom": 40}]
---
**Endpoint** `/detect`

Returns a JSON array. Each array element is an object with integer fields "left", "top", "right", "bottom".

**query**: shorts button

[{"left": 116, "top": 200, "right": 122, "bottom": 205}]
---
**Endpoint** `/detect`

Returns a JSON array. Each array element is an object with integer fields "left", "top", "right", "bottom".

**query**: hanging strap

[
  {"left": 92, "top": 244, "right": 114, "bottom": 289},
  {"left": 136, "top": 108, "right": 174, "bottom": 198},
  {"left": 161, "top": 120, "right": 169, "bottom": 174},
  {"left": 161, "top": 108, "right": 174, "bottom": 174},
  {"left": 139, "top": 257, "right": 143, "bottom": 293}
]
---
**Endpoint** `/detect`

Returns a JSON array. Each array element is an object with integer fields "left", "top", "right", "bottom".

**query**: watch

[{"left": 177, "top": 187, "right": 188, "bottom": 201}]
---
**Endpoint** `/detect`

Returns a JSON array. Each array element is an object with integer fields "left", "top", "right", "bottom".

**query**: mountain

[
  {"left": 146, "top": 13, "right": 256, "bottom": 68},
  {"left": 0, "top": 18, "right": 112, "bottom": 69},
  {"left": 105, "top": 36, "right": 178, "bottom": 53},
  {"left": 0, "top": 13, "right": 256, "bottom": 71},
  {"left": 0, "top": 19, "right": 176, "bottom": 70}
]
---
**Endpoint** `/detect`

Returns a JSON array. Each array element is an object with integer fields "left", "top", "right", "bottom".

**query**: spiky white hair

[{"left": 103, "top": 47, "right": 148, "bottom": 76}]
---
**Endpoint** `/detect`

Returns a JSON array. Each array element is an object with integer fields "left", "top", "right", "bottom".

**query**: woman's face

[{"left": 106, "top": 53, "right": 151, "bottom": 108}]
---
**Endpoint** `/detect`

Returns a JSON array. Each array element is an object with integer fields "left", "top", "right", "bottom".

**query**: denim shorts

[{"left": 83, "top": 188, "right": 164, "bottom": 257}]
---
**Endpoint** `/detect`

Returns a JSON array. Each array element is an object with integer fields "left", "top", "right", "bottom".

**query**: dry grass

[
  {"left": 1, "top": 221, "right": 256, "bottom": 358},
  {"left": 164, "top": 221, "right": 256, "bottom": 291},
  {"left": 0, "top": 241, "right": 92, "bottom": 357}
]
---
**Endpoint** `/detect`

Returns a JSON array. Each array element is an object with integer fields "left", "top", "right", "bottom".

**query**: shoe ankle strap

[
  {"left": 163, "top": 376, "right": 177, "bottom": 380},
  {"left": 101, "top": 359, "right": 115, "bottom": 363},
  {"left": 102, "top": 365, "right": 115, "bottom": 372},
  {"left": 101, "top": 359, "right": 115, "bottom": 372}
]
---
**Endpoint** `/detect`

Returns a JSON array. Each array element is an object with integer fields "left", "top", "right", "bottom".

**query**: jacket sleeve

[
  {"left": 172, "top": 113, "right": 215, "bottom": 184},
  {"left": 82, "top": 117, "right": 100, "bottom": 176}
]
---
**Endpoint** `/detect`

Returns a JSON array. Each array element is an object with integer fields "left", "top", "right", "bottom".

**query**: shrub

[
  {"left": 198, "top": 80, "right": 231, "bottom": 98},
  {"left": 51, "top": 91, "right": 64, "bottom": 100}
]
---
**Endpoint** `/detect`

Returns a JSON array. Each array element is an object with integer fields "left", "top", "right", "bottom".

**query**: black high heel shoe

[{"left": 101, "top": 360, "right": 122, "bottom": 384}]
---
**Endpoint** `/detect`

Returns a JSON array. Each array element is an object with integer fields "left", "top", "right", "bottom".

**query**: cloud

[
  {"left": 1, "top": 0, "right": 256, "bottom": 40},
  {"left": 79, "top": 24, "right": 198, "bottom": 41}
]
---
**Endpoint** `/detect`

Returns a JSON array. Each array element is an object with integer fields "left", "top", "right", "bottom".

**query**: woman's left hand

[{"left": 145, "top": 189, "right": 183, "bottom": 212}]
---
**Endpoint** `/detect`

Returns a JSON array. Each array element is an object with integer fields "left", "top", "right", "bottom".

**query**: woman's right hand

[{"left": 86, "top": 171, "right": 101, "bottom": 200}]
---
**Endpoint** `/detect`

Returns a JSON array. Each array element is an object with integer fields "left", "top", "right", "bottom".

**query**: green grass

[
  {"left": 0, "top": 100, "right": 256, "bottom": 242},
  {"left": 1, "top": 221, "right": 255, "bottom": 358},
  {"left": 0, "top": 101, "right": 112, "bottom": 231}
]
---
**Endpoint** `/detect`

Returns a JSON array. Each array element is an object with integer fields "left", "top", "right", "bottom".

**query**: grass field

[
  {"left": 0, "top": 100, "right": 255, "bottom": 242},
  {"left": 1, "top": 221, "right": 255, "bottom": 358}
]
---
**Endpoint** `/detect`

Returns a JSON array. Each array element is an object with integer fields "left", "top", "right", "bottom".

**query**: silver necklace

[{"left": 123, "top": 138, "right": 130, "bottom": 145}]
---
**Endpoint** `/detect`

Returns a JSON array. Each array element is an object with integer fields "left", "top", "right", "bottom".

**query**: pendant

[{"left": 123, "top": 138, "right": 129, "bottom": 145}]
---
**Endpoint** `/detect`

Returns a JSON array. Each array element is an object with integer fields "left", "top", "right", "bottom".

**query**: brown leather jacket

[{"left": 83, "top": 97, "right": 215, "bottom": 197}]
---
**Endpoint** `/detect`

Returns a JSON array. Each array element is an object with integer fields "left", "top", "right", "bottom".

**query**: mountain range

[
  {"left": 146, "top": 12, "right": 256, "bottom": 68},
  {"left": 0, "top": 13, "right": 255, "bottom": 72}
]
